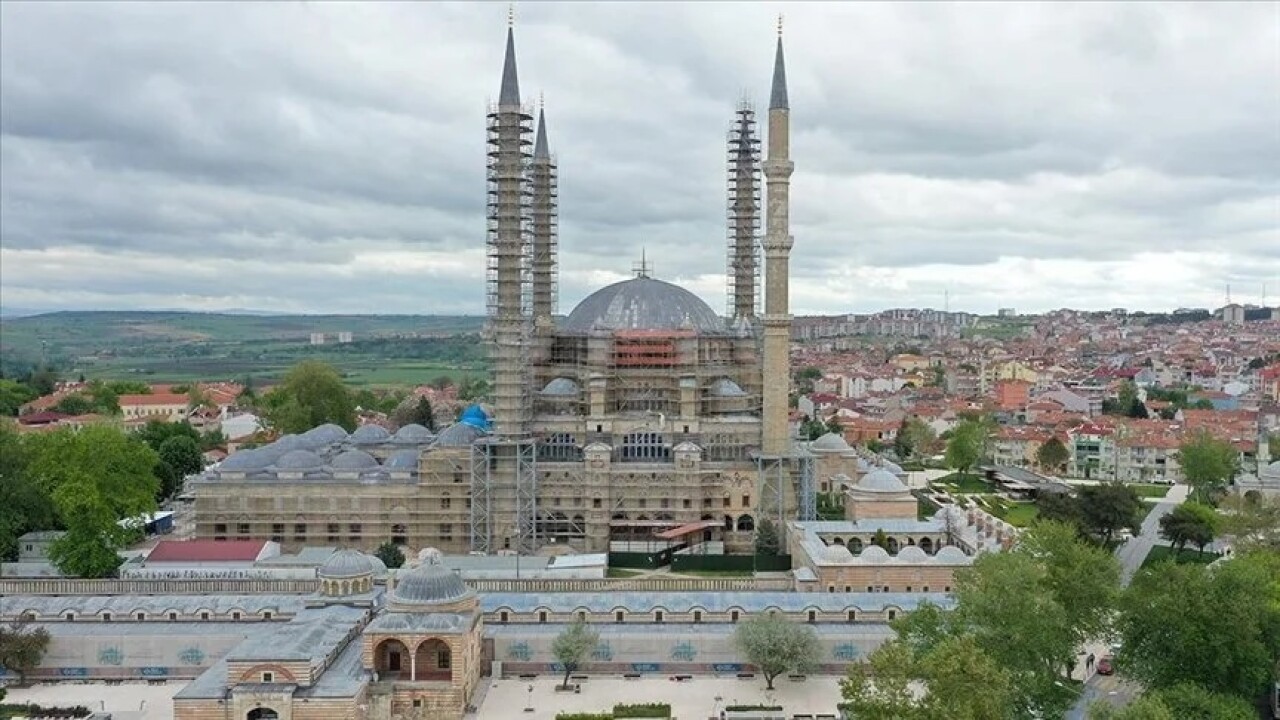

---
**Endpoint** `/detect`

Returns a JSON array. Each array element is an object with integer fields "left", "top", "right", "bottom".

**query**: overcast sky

[{"left": 2, "top": 2, "right": 1277, "bottom": 317}]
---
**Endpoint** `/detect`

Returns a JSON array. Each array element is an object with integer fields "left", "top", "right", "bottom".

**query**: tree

[
  {"left": 1035, "top": 437, "right": 1070, "bottom": 473},
  {"left": 754, "top": 517, "right": 780, "bottom": 556},
  {"left": 944, "top": 420, "right": 985, "bottom": 475},
  {"left": 374, "top": 541, "right": 405, "bottom": 569},
  {"left": 1035, "top": 491, "right": 1083, "bottom": 532},
  {"left": 25, "top": 425, "right": 159, "bottom": 577},
  {"left": 29, "top": 368, "right": 57, "bottom": 396},
  {"left": 1147, "top": 683, "right": 1258, "bottom": 720},
  {"left": 0, "top": 618, "right": 51, "bottom": 685},
  {"left": 1088, "top": 696, "right": 1176, "bottom": 720},
  {"left": 734, "top": 614, "right": 820, "bottom": 690},
  {"left": 397, "top": 395, "right": 437, "bottom": 431},
  {"left": 159, "top": 435, "right": 204, "bottom": 478},
  {"left": 825, "top": 416, "right": 843, "bottom": 436},
  {"left": 551, "top": 618, "right": 598, "bottom": 689},
  {"left": 199, "top": 427, "right": 226, "bottom": 452},
  {"left": 1179, "top": 431, "right": 1238, "bottom": 502},
  {"left": 871, "top": 528, "right": 890, "bottom": 550},
  {"left": 1158, "top": 502, "right": 1217, "bottom": 555},
  {"left": 457, "top": 377, "right": 490, "bottom": 403},
  {"left": 915, "top": 635, "right": 1014, "bottom": 720},
  {"left": 1077, "top": 482, "right": 1143, "bottom": 544},
  {"left": 1115, "top": 551, "right": 1280, "bottom": 701},
  {"left": 0, "top": 422, "right": 57, "bottom": 562},
  {"left": 0, "top": 379, "right": 37, "bottom": 416},
  {"left": 895, "top": 418, "right": 937, "bottom": 460},
  {"left": 1014, "top": 521, "right": 1121, "bottom": 656},
  {"left": 260, "top": 361, "right": 356, "bottom": 433},
  {"left": 838, "top": 639, "right": 918, "bottom": 720}
]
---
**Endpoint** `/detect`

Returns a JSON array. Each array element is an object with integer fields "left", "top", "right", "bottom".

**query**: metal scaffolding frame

[
  {"left": 469, "top": 438, "right": 539, "bottom": 555},
  {"left": 755, "top": 447, "right": 817, "bottom": 550},
  {"left": 530, "top": 143, "right": 558, "bottom": 326},
  {"left": 726, "top": 100, "right": 762, "bottom": 321}
]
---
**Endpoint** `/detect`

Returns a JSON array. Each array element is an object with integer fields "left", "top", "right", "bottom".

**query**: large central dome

[{"left": 563, "top": 276, "right": 722, "bottom": 333}]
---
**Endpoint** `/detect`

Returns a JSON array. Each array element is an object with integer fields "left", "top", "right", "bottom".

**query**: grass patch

[
  {"left": 1141, "top": 545, "right": 1220, "bottom": 569},
  {"left": 605, "top": 567, "right": 644, "bottom": 578},
  {"left": 931, "top": 472, "right": 996, "bottom": 494},
  {"left": 984, "top": 496, "right": 1040, "bottom": 527},
  {"left": 671, "top": 568, "right": 754, "bottom": 578},
  {"left": 1128, "top": 483, "right": 1172, "bottom": 499}
]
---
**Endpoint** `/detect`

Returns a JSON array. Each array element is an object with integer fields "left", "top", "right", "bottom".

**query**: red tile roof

[
  {"left": 146, "top": 539, "right": 267, "bottom": 563},
  {"left": 119, "top": 393, "right": 189, "bottom": 407}
]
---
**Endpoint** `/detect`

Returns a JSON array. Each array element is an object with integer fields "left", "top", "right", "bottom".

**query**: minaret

[
  {"left": 761, "top": 21, "right": 794, "bottom": 455},
  {"left": 727, "top": 101, "right": 761, "bottom": 322},
  {"left": 486, "top": 19, "right": 533, "bottom": 437},
  {"left": 530, "top": 101, "right": 558, "bottom": 330}
]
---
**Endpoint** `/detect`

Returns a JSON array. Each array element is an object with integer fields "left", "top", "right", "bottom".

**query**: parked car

[{"left": 1096, "top": 657, "right": 1114, "bottom": 676}]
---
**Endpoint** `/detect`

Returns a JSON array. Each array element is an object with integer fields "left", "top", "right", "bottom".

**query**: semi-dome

[
  {"left": 332, "top": 450, "right": 379, "bottom": 470},
  {"left": 935, "top": 546, "right": 968, "bottom": 563},
  {"left": 220, "top": 449, "right": 271, "bottom": 471},
  {"left": 857, "top": 469, "right": 907, "bottom": 493},
  {"left": 858, "top": 545, "right": 891, "bottom": 563},
  {"left": 563, "top": 276, "right": 722, "bottom": 333},
  {"left": 276, "top": 449, "right": 325, "bottom": 471},
  {"left": 391, "top": 562, "right": 474, "bottom": 607},
  {"left": 303, "top": 423, "right": 349, "bottom": 445},
  {"left": 318, "top": 549, "right": 376, "bottom": 579},
  {"left": 708, "top": 378, "right": 747, "bottom": 397},
  {"left": 351, "top": 424, "right": 391, "bottom": 445},
  {"left": 392, "top": 424, "right": 433, "bottom": 444},
  {"left": 384, "top": 449, "right": 420, "bottom": 470},
  {"left": 434, "top": 422, "right": 485, "bottom": 448},
  {"left": 540, "top": 378, "right": 580, "bottom": 397},
  {"left": 897, "top": 546, "right": 928, "bottom": 563},
  {"left": 811, "top": 432, "right": 851, "bottom": 453}
]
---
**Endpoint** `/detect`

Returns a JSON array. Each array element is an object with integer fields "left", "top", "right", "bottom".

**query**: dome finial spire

[
  {"left": 632, "top": 248, "right": 652, "bottom": 278},
  {"left": 498, "top": 7, "right": 521, "bottom": 107},
  {"left": 508, "top": 3, "right": 515, "bottom": 27},
  {"left": 777, "top": 13, "right": 783, "bottom": 37}
]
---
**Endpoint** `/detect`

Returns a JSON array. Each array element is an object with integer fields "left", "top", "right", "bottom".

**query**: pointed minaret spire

[
  {"left": 499, "top": 19, "right": 521, "bottom": 107},
  {"left": 770, "top": 16, "right": 788, "bottom": 110},
  {"left": 534, "top": 102, "right": 550, "bottom": 159}
]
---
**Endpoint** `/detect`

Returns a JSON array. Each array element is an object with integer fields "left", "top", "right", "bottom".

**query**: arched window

[
  {"left": 374, "top": 638, "right": 410, "bottom": 680},
  {"left": 415, "top": 639, "right": 451, "bottom": 681},
  {"left": 620, "top": 432, "right": 670, "bottom": 463},
  {"left": 247, "top": 709, "right": 279, "bottom": 720},
  {"left": 539, "top": 433, "right": 582, "bottom": 462},
  {"left": 736, "top": 514, "right": 755, "bottom": 532},
  {"left": 831, "top": 537, "right": 845, "bottom": 546},
  {"left": 919, "top": 537, "right": 934, "bottom": 554},
  {"left": 391, "top": 523, "right": 408, "bottom": 545}
]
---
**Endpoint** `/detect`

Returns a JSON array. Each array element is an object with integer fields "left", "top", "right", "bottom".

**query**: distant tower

[
  {"left": 727, "top": 100, "right": 761, "bottom": 321},
  {"left": 530, "top": 101, "right": 559, "bottom": 330},
  {"left": 761, "top": 23, "right": 794, "bottom": 455},
  {"left": 486, "top": 21, "right": 533, "bottom": 437}
]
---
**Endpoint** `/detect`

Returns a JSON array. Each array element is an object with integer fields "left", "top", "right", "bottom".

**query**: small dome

[
  {"left": 881, "top": 461, "right": 904, "bottom": 475},
  {"left": 434, "top": 422, "right": 484, "bottom": 448},
  {"left": 276, "top": 449, "right": 325, "bottom": 471},
  {"left": 855, "top": 457, "right": 873, "bottom": 473},
  {"left": 811, "top": 432, "right": 851, "bottom": 453},
  {"left": 368, "top": 555, "right": 388, "bottom": 575},
  {"left": 393, "top": 424, "right": 433, "bottom": 444},
  {"left": 351, "top": 425, "right": 392, "bottom": 445},
  {"left": 540, "top": 378, "right": 580, "bottom": 397},
  {"left": 391, "top": 563, "right": 473, "bottom": 607},
  {"left": 821, "top": 544, "right": 855, "bottom": 564},
  {"left": 857, "top": 469, "right": 907, "bottom": 493},
  {"left": 897, "top": 546, "right": 928, "bottom": 563},
  {"left": 271, "top": 434, "right": 309, "bottom": 451},
  {"left": 459, "top": 404, "right": 491, "bottom": 430},
  {"left": 319, "top": 549, "right": 376, "bottom": 580},
  {"left": 332, "top": 450, "right": 379, "bottom": 470},
  {"left": 220, "top": 449, "right": 271, "bottom": 471},
  {"left": 859, "top": 546, "right": 891, "bottom": 563},
  {"left": 935, "top": 546, "right": 968, "bottom": 563},
  {"left": 707, "top": 378, "right": 747, "bottom": 397},
  {"left": 384, "top": 449, "right": 420, "bottom": 470},
  {"left": 1261, "top": 461, "right": 1280, "bottom": 479},
  {"left": 303, "top": 423, "right": 349, "bottom": 445}
]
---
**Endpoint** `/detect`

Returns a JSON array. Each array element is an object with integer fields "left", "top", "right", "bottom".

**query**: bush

[
  {"left": 725, "top": 706, "right": 784, "bottom": 712},
  {"left": 613, "top": 702, "right": 672, "bottom": 718},
  {"left": 0, "top": 705, "right": 92, "bottom": 719},
  {"left": 554, "top": 715, "right": 613, "bottom": 720}
]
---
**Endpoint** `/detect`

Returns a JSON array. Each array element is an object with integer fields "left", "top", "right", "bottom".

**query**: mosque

[{"left": 192, "top": 17, "right": 815, "bottom": 558}]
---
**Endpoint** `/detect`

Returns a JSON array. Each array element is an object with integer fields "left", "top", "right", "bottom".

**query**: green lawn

[
  {"left": 1128, "top": 483, "right": 1171, "bottom": 499},
  {"left": 931, "top": 472, "right": 996, "bottom": 494},
  {"left": 983, "top": 496, "right": 1040, "bottom": 527},
  {"left": 1141, "top": 545, "right": 1220, "bottom": 569},
  {"left": 606, "top": 567, "right": 644, "bottom": 578}
]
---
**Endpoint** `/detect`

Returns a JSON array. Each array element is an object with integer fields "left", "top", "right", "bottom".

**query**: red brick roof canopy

[{"left": 146, "top": 539, "right": 267, "bottom": 562}]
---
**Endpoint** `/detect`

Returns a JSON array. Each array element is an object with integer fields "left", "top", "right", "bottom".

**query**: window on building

[
  {"left": 654, "top": 610, "right": 663, "bottom": 623},
  {"left": 693, "top": 610, "right": 702, "bottom": 623},
  {"left": 263, "top": 611, "right": 273, "bottom": 620},
  {"left": 888, "top": 610, "right": 897, "bottom": 621},
  {"left": 944, "top": 586, "right": 951, "bottom": 593},
  {"left": 413, "top": 699, "right": 423, "bottom": 709},
  {"left": 236, "top": 523, "right": 250, "bottom": 535},
  {"left": 593, "top": 498, "right": 602, "bottom": 509},
  {"left": 499, "top": 611, "right": 509, "bottom": 623},
  {"left": 232, "top": 611, "right": 241, "bottom": 620},
  {"left": 615, "top": 611, "right": 624, "bottom": 623},
  {"left": 438, "top": 648, "right": 451, "bottom": 669},
  {"left": 905, "top": 586, "right": 912, "bottom": 592},
  {"left": 844, "top": 585, "right": 851, "bottom": 593},
  {"left": 638, "top": 498, "right": 647, "bottom": 509},
  {"left": 807, "top": 610, "right": 816, "bottom": 623},
  {"left": 440, "top": 523, "right": 453, "bottom": 541},
  {"left": 349, "top": 523, "right": 361, "bottom": 540},
  {"left": 271, "top": 523, "right": 284, "bottom": 541},
  {"left": 327, "top": 523, "right": 339, "bottom": 542},
  {"left": 847, "top": 610, "right": 856, "bottom": 623},
  {"left": 730, "top": 610, "right": 740, "bottom": 623},
  {"left": 922, "top": 586, "right": 929, "bottom": 592},
  {"left": 200, "top": 612, "right": 210, "bottom": 621},
  {"left": 442, "top": 496, "right": 452, "bottom": 510},
  {"left": 65, "top": 613, "right": 75, "bottom": 622},
  {"left": 214, "top": 523, "right": 227, "bottom": 538},
  {"left": 742, "top": 494, "right": 750, "bottom": 507},
  {"left": 578, "top": 611, "right": 587, "bottom": 622},
  {"left": 723, "top": 497, "right": 731, "bottom": 508},
  {"left": 867, "top": 586, "right": 874, "bottom": 593},
  {"left": 168, "top": 612, "right": 177, "bottom": 621},
  {"left": 682, "top": 499, "right": 692, "bottom": 509},
  {"left": 539, "top": 611, "right": 548, "bottom": 624},
  {"left": 620, "top": 431, "right": 670, "bottom": 462},
  {"left": 102, "top": 612, "right": 111, "bottom": 622},
  {"left": 660, "top": 498, "right": 670, "bottom": 508},
  {"left": 294, "top": 523, "right": 306, "bottom": 540},
  {"left": 135, "top": 612, "right": 145, "bottom": 621},
  {"left": 262, "top": 672, "right": 274, "bottom": 683}
]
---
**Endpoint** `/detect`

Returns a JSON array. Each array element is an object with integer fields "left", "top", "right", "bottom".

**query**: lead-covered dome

[
  {"left": 351, "top": 424, "right": 392, "bottom": 445},
  {"left": 276, "top": 449, "right": 325, "bottom": 471},
  {"left": 857, "top": 469, "right": 907, "bottom": 493},
  {"left": 319, "top": 549, "right": 376, "bottom": 579},
  {"left": 332, "top": 450, "right": 379, "bottom": 470},
  {"left": 811, "top": 432, "right": 851, "bottom": 453},
  {"left": 563, "top": 276, "right": 722, "bottom": 333},
  {"left": 390, "top": 562, "right": 474, "bottom": 609}
]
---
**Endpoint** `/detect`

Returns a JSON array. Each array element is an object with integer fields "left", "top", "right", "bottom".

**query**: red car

[{"left": 1096, "top": 657, "right": 1114, "bottom": 676}]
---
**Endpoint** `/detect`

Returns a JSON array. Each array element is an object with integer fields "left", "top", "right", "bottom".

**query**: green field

[
  {"left": 1128, "top": 483, "right": 1172, "bottom": 499},
  {"left": 932, "top": 473, "right": 996, "bottom": 494},
  {"left": 973, "top": 495, "right": 1040, "bottom": 527},
  {"left": 1141, "top": 544, "right": 1220, "bottom": 569},
  {"left": 2, "top": 311, "right": 490, "bottom": 387}
]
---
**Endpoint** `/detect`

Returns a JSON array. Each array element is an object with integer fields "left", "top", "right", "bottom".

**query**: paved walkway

[{"left": 1066, "top": 483, "right": 1189, "bottom": 719}]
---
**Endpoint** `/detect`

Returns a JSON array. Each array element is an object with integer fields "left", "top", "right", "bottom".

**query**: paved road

[{"left": 1065, "top": 484, "right": 1188, "bottom": 719}]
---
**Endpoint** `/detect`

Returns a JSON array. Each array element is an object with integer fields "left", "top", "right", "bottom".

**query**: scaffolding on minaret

[{"left": 727, "top": 100, "right": 762, "bottom": 321}]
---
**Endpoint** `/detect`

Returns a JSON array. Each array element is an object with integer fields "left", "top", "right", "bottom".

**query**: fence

[{"left": 669, "top": 554, "right": 791, "bottom": 573}]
